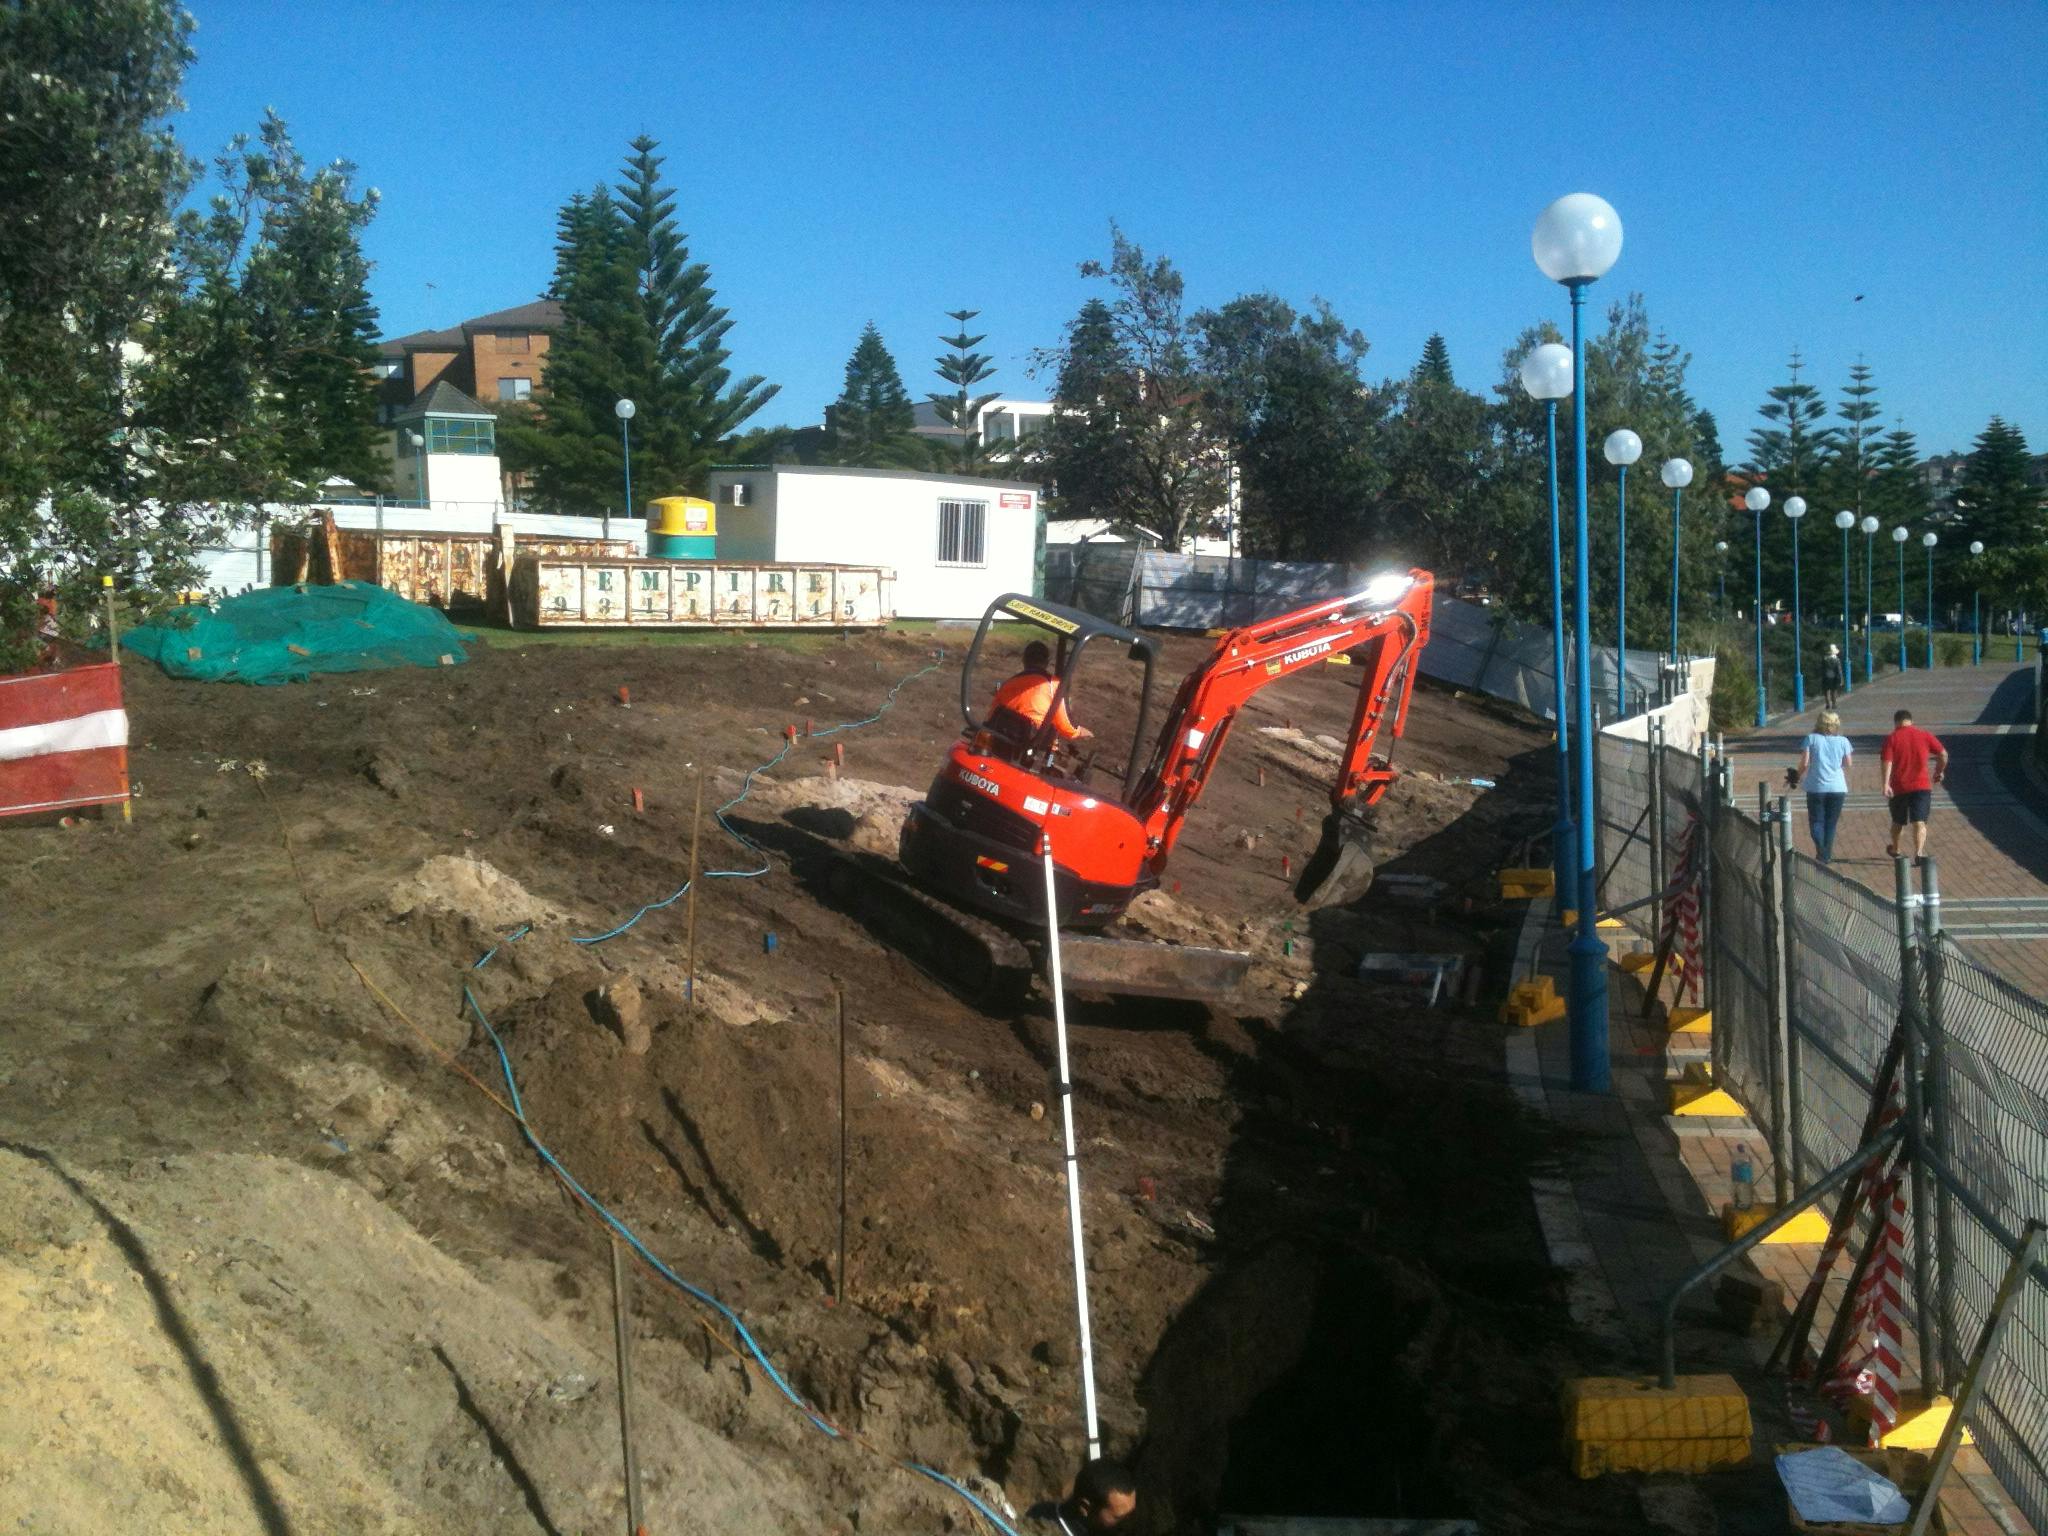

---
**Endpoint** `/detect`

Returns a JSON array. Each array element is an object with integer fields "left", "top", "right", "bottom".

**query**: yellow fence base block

[
  {"left": 1853, "top": 1392, "right": 1973, "bottom": 1451},
  {"left": 1720, "top": 1203, "right": 1833, "bottom": 1244},
  {"left": 1669, "top": 1061, "right": 1746, "bottom": 1116},
  {"left": 1562, "top": 1374, "right": 1752, "bottom": 1478},
  {"left": 1668, "top": 1007, "right": 1713, "bottom": 1036},
  {"left": 1497, "top": 975, "right": 1566, "bottom": 1028},
  {"left": 1597, "top": 916, "right": 1627, "bottom": 930},
  {"left": 1498, "top": 867, "right": 1555, "bottom": 900}
]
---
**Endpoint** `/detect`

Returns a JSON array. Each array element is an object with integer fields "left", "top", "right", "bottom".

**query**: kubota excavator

[{"left": 841, "top": 571, "right": 1434, "bottom": 1004}]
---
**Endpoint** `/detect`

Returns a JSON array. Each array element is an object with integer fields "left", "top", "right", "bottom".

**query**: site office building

[{"left": 704, "top": 466, "right": 1044, "bottom": 620}]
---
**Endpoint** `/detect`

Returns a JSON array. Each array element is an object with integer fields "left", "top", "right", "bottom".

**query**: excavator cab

[{"left": 957, "top": 595, "right": 1158, "bottom": 802}]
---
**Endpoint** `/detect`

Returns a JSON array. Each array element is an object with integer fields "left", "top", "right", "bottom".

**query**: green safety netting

[{"left": 122, "top": 582, "right": 471, "bottom": 683}]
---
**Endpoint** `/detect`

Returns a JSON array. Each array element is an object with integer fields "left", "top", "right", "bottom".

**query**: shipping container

[{"left": 509, "top": 556, "right": 894, "bottom": 629}]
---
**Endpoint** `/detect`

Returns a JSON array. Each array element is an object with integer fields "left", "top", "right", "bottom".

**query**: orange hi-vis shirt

[{"left": 991, "top": 670, "right": 1080, "bottom": 739}]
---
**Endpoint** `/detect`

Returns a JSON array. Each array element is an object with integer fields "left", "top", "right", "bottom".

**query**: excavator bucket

[{"left": 1294, "top": 809, "right": 1376, "bottom": 911}]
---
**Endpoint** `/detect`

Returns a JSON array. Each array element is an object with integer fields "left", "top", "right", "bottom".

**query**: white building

[
  {"left": 370, "top": 380, "right": 507, "bottom": 516},
  {"left": 704, "top": 465, "right": 1043, "bottom": 619},
  {"left": 910, "top": 397, "right": 1054, "bottom": 456}
]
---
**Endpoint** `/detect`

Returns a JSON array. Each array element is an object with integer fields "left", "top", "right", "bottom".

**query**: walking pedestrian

[
  {"left": 1796, "top": 709, "right": 1852, "bottom": 863},
  {"left": 1820, "top": 644, "right": 1844, "bottom": 710},
  {"left": 1880, "top": 708, "right": 1948, "bottom": 860}
]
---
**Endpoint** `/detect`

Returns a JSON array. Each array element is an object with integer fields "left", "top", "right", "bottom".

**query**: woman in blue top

[{"left": 1797, "top": 709, "right": 1853, "bottom": 863}]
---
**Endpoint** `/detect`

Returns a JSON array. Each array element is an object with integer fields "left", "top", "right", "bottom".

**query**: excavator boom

[{"left": 1129, "top": 569, "right": 1434, "bottom": 906}]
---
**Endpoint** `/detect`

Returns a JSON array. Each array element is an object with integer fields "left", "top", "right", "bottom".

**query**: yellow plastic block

[
  {"left": 1853, "top": 1392, "right": 1973, "bottom": 1451},
  {"left": 1720, "top": 1203, "right": 1833, "bottom": 1244},
  {"left": 1669, "top": 1063, "right": 1746, "bottom": 1116},
  {"left": 1562, "top": 1374, "right": 1751, "bottom": 1478},
  {"left": 1498, "top": 867, "right": 1555, "bottom": 899},
  {"left": 1669, "top": 1007, "right": 1713, "bottom": 1036},
  {"left": 1503, "top": 994, "right": 1567, "bottom": 1028},
  {"left": 1597, "top": 916, "right": 1627, "bottom": 930},
  {"left": 1619, "top": 951, "right": 1658, "bottom": 973}
]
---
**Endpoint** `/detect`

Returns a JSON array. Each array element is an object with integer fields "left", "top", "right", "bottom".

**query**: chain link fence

[{"left": 1600, "top": 743, "right": 2048, "bottom": 1527}]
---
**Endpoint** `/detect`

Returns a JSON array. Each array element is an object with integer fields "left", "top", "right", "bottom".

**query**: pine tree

[
  {"left": 823, "top": 324, "right": 927, "bottom": 469},
  {"left": 1954, "top": 417, "right": 2044, "bottom": 554},
  {"left": 1870, "top": 422, "right": 1930, "bottom": 527},
  {"left": 1415, "top": 333, "right": 1454, "bottom": 387},
  {"left": 520, "top": 138, "right": 776, "bottom": 509},
  {"left": 927, "top": 309, "right": 1004, "bottom": 473},
  {"left": 1746, "top": 347, "right": 1836, "bottom": 494}
]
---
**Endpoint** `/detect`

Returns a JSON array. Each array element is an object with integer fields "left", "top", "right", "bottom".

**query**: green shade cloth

[{"left": 122, "top": 582, "right": 470, "bottom": 684}]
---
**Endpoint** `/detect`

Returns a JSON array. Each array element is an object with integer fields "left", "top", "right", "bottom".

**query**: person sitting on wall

[
  {"left": 989, "top": 639, "right": 1093, "bottom": 753},
  {"left": 1025, "top": 1458, "right": 1137, "bottom": 1534}
]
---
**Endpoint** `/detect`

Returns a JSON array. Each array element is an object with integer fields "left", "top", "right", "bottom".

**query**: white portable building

[{"left": 703, "top": 465, "right": 1044, "bottom": 620}]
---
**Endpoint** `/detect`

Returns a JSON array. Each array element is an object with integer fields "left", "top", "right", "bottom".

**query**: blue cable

[{"left": 458, "top": 658, "right": 1022, "bottom": 1536}]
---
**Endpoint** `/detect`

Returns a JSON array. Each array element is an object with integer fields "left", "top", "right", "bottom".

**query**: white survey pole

[{"left": 1041, "top": 835, "right": 1102, "bottom": 1459}]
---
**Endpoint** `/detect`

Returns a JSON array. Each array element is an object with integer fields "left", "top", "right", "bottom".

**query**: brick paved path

[{"left": 1728, "top": 659, "right": 2048, "bottom": 995}]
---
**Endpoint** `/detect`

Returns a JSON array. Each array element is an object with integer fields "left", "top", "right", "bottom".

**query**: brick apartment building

[{"left": 373, "top": 299, "right": 563, "bottom": 420}]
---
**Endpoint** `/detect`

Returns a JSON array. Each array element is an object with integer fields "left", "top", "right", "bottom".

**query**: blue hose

[{"left": 460, "top": 658, "right": 1023, "bottom": 1536}]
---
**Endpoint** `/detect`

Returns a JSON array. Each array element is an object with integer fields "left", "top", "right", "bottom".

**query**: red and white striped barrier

[
  {"left": 0, "top": 661, "right": 131, "bottom": 819},
  {"left": 1659, "top": 816, "right": 1704, "bottom": 1003}
]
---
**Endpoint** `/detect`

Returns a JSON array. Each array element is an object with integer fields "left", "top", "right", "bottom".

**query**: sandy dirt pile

[{"left": 0, "top": 628, "right": 1650, "bottom": 1533}]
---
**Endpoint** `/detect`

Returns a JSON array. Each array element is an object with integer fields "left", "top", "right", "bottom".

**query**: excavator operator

[{"left": 989, "top": 640, "right": 1092, "bottom": 754}]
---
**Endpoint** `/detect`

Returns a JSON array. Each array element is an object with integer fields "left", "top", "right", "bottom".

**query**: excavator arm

[{"left": 1130, "top": 569, "right": 1434, "bottom": 907}]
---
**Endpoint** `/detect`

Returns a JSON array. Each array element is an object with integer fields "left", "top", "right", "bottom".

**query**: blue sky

[{"left": 178, "top": 1, "right": 2046, "bottom": 458}]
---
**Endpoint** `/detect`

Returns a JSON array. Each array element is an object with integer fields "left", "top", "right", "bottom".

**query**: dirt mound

[{"left": 385, "top": 853, "right": 569, "bottom": 930}]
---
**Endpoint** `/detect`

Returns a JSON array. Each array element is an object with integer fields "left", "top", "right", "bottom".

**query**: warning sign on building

[{"left": 999, "top": 492, "right": 1034, "bottom": 509}]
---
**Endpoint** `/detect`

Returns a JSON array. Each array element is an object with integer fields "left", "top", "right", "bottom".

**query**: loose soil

[{"left": 2, "top": 626, "right": 1648, "bottom": 1533}]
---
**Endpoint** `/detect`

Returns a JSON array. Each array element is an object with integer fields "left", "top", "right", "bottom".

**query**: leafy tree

[
  {"left": 926, "top": 308, "right": 1005, "bottom": 474},
  {"left": 514, "top": 138, "right": 775, "bottom": 509},
  {"left": 822, "top": 324, "right": 927, "bottom": 468},
  {"left": 1032, "top": 297, "right": 1140, "bottom": 527},
  {"left": 1, "top": 0, "right": 194, "bottom": 661},
  {"left": 1377, "top": 334, "right": 1488, "bottom": 574},
  {"left": 1953, "top": 416, "right": 2043, "bottom": 556},
  {"left": 1198, "top": 295, "right": 1385, "bottom": 560},
  {"left": 1033, "top": 225, "right": 1224, "bottom": 551}
]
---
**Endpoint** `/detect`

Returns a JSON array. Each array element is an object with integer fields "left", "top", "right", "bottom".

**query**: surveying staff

[
  {"left": 1024, "top": 1459, "right": 1137, "bottom": 1533},
  {"left": 991, "top": 640, "right": 1093, "bottom": 746},
  {"left": 1880, "top": 708, "right": 1948, "bottom": 860},
  {"left": 1796, "top": 709, "right": 1853, "bottom": 864}
]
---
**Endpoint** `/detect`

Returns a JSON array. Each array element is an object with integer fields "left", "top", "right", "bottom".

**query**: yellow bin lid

[{"left": 649, "top": 496, "right": 715, "bottom": 536}]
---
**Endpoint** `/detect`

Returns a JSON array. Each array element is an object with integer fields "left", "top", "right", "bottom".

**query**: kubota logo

[
  {"left": 958, "top": 769, "right": 1001, "bottom": 797},
  {"left": 1280, "top": 634, "right": 1345, "bottom": 667}
]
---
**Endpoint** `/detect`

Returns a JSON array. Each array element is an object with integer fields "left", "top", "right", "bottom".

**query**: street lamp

[
  {"left": 1533, "top": 190, "right": 1622, "bottom": 1095},
  {"left": 1834, "top": 511, "right": 1856, "bottom": 690},
  {"left": 1715, "top": 540, "right": 1729, "bottom": 626},
  {"left": 1922, "top": 531, "right": 1938, "bottom": 668},
  {"left": 1605, "top": 428, "right": 1643, "bottom": 719},
  {"left": 1746, "top": 485, "right": 1771, "bottom": 726},
  {"left": 1861, "top": 516, "right": 1880, "bottom": 679},
  {"left": 1785, "top": 495, "right": 1808, "bottom": 711},
  {"left": 1892, "top": 526, "right": 1910, "bottom": 671},
  {"left": 406, "top": 429, "right": 426, "bottom": 506},
  {"left": 1969, "top": 541, "right": 1985, "bottom": 664},
  {"left": 1662, "top": 458, "right": 1692, "bottom": 661},
  {"left": 614, "top": 398, "right": 637, "bottom": 519},
  {"left": 1520, "top": 341, "right": 1577, "bottom": 924}
]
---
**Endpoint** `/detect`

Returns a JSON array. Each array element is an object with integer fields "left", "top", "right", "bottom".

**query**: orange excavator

[{"left": 851, "top": 571, "right": 1435, "bottom": 1003}]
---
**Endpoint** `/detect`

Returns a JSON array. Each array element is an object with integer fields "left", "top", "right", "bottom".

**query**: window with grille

[{"left": 937, "top": 499, "right": 987, "bottom": 566}]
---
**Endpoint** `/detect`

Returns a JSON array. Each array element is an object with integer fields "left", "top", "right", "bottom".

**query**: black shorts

[{"left": 1889, "top": 790, "right": 1932, "bottom": 827}]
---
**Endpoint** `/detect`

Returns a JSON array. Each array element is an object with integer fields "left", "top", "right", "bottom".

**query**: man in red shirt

[{"left": 1880, "top": 708, "right": 1948, "bottom": 859}]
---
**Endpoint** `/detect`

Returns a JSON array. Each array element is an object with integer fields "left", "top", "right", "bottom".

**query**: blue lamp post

[
  {"left": 1715, "top": 540, "right": 1729, "bottom": 626},
  {"left": 1969, "top": 541, "right": 1985, "bottom": 663},
  {"left": 1604, "top": 429, "right": 1643, "bottom": 719},
  {"left": 1520, "top": 342, "right": 1577, "bottom": 924},
  {"left": 1785, "top": 495, "right": 1808, "bottom": 711},
  {"left": 1893, "top": 526, "right": 1910, "bottom": 670},
  {"left": 1662, "top": 458, "right": 1692, "bottom": 661},
  {"left": 614, "top": 398, "right": 637, "bottom": 518},
  {"left": 1834, "top": 511, "right": 1857, "bottom": 690},
  {"left": 1746, "top": 485, "right": 1771, "bottom": 726},
  {"left": 1861, "top": 515, "right": 1880, "bottom": 677},
  {"left": 1922, "top": 531, "right": 1937, "bottom": 668},
  {"left": 1533, "top": 191, "right": 1622, "bottom": 1095}
]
